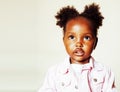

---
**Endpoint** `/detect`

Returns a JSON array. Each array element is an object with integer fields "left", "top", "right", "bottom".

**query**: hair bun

[
  {"left": 80, "top": 3, "right": 104, "bottom": 30},
  {"left": 55, "top": 6, "right": 79, "bottom": 28}
]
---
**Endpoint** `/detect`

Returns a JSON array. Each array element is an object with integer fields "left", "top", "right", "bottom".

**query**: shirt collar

[{"left": 60, "top": 56, "right": 94, "bottom": 74}]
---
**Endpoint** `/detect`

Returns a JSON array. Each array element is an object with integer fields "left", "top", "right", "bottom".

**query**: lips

[{"left": 73, "top": 48, "right": 84, "bottom": 56}]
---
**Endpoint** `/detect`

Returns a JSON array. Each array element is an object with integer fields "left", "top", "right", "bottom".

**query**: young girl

[{"left": 38, "top": 3, "right": 117, "bottom": 92}]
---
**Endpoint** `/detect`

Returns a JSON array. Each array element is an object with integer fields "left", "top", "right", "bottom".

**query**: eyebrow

[
  {"left": 65, "top": 32, "right": 95, "bottom": 38},
  {"left": 66, "top": 31, "right": 93, "bottom": 35}
]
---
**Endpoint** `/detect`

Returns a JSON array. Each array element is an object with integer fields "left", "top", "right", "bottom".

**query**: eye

[
  {"left": 68, "top": 35, "right": 75, "bottom": 40},
  {"left": 84, "top": 36, "right": 91, "bottom": 41}
]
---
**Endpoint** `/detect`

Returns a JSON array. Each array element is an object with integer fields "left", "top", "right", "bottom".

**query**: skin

[{"left": 63, "top": 17, "right": 97, "bottom": 64}]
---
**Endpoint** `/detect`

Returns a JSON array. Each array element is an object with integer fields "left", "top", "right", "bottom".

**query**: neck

[{"left": 70, "top": 56, "right": 91, "bottom": 65}]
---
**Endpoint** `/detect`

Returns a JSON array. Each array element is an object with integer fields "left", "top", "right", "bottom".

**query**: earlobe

[
  {"left": 63, "top": 36, "right": 65, "bottom": 44},
  {"left": 93, "top": 37, "right": 98, "bottom": 49}
]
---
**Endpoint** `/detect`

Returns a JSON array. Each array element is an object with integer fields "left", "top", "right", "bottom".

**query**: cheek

[
  {"left": 64, "top": 41, "right": 75, "bottom": 52},
  {"left": 84, "top": 42, "right": 94, "bottom": 51}
]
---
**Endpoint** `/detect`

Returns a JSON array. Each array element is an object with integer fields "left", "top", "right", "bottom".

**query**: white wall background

[{"left": 0, "top": 0, "right": 119, "bottom": 92}]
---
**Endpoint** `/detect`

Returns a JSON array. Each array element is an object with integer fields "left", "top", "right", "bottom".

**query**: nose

[
  {"left": 76, "top": 38, "right": 83, "bottom": 48},
  {"left": 76, "top": 42, "right": 83, "bottom": 48}
]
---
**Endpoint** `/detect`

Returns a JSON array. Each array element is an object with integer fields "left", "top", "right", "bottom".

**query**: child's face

[{"left": 63, "top": 17, "right": 96, "bottom": 64}]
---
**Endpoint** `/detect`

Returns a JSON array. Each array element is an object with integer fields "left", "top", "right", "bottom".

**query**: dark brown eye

[
  {"left": 84, "top": 36, "right": 91, "bottom": 41},
  {"left": 68, "top": 35, "right": 75, "bottom": 40}
]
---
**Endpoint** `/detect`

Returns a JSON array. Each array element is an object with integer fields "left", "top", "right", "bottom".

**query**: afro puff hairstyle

[{"left": 55, "top": 3, "right": 104, "bottom": 37}]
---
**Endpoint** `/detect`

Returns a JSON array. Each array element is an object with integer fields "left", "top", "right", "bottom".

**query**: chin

[
  {"left": 73, "top": 56, "right": 84, "bottom": 61},
  {"left": 75, "top": 58, "right": 85, "bottom": 62},
  {"left": 72, "top": 56, "right": 89, "bottom": 63}
]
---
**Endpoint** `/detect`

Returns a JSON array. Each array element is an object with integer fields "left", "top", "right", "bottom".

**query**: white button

[
  {"left": 61, "top": 82, "right": 64, "bottom": 86},
  {"left": 93, "top": 78, "right": 97, "bottom": 82},
  {"left": 75, "top": 85, "right": 78, "bottom": 89}
]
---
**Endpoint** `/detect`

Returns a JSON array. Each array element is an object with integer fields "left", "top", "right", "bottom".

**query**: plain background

[{"left": 0, "top": 0, "right": 119, "bottom": 92}]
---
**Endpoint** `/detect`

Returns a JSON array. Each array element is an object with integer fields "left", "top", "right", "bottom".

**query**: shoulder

[
  {"left": 93, "top": 59, "right": 114, "bottom": 76},
  {"left": 47, "top": 57, "right": 70, "bottom": 75},
  {"left": 47, "top": 61, "right": 67, "bottom": 76}
]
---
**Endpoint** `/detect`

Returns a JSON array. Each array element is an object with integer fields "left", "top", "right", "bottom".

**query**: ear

[
  {"left": 93, "top": 37, "right": 98, "bottom": 49},
  {"left": 63, "top": 36, "right": 65, "bottom": 44},
  {"left": 63, "top": 31, "right": 65, "bottom": 43}
]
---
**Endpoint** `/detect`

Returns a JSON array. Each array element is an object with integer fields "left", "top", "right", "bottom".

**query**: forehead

[{"left": 65, "top": 17, "right": 93, "bottom": 34}]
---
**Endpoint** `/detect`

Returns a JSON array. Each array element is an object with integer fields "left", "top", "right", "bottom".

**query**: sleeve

[
  {"left": 102, "top": 67, "right": 117, "bottom": 92},
  {"left": 38, "top": 67, "right": 57, "bottom": 92}
]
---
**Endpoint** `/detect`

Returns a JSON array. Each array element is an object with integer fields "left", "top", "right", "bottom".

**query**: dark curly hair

[{"left": 55, "top": 3, "right": 104, "bottom": 37}]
